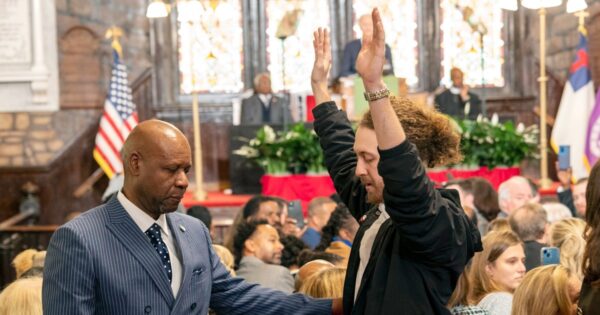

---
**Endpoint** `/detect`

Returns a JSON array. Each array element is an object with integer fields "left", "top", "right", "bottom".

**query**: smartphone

[
  {"left": 288, "top": 200, "right": 305, "bottom": 228},
  {"left": 558, "top": 145, "right": 571, "bottom": 170},
  {"left": 541, "top": 247, "right": 560, "bottom": 265}
]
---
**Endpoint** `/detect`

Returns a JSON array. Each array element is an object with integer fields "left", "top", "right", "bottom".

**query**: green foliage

[
  {"left": 233, "top": 123, "right": 326, "bottom": 174},
  {"left": 454, "top": 115, "right": 539, "bottom": 169}
]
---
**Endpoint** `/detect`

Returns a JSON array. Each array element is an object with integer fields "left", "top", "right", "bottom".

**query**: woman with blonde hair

[
  {"left": 0, "top": 277, "right": 43, "bottom": 315},
  {"left": 213, "top": 244, "right": 236, "bottom": 276},
  {"left": 298, "top": 267, "right": 345, "bottom": 299},
  {"left": 549, "top": 218, "right": 586, "bottom": 280},
  {"left": 11, "top": 249, "right": 45, "bottom": 279},
  {"left": 466, "top": 230, "right": 525, "bottom": 315},
  {"left": 512, "top": 264, "right": 581, "bottom": 315}
]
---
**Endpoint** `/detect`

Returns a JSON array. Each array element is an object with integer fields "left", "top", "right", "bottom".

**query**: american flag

[{"left": 93, "top": 49, "right": 138, "bottom": 179}]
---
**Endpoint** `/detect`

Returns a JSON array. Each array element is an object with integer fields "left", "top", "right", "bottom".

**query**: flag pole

[
  {"left": 189, "top": 20, "right": 206, "bottom": 201},
  {"left": 538, "top": 8, "right": 552, "bottom": 189}
]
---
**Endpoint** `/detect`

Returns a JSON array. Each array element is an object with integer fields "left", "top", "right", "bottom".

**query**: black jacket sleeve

[
  {"left": 378, "top": 141, "right": 479, "bottom": 266},
  {"left": 313, "top": 102, "right": 372, "bottom": 221}
]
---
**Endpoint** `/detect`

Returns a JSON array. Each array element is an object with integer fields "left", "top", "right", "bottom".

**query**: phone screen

[
  {"left": 558, "top": 145, "right": 571, "bottom": 170},
  {"left": 288, "top": 200, "right": 305, "bottom": 228}
]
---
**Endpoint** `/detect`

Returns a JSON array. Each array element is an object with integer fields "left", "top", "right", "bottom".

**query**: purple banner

[{"left": 585, "top": 89, "right": 600, "bottom": 168}]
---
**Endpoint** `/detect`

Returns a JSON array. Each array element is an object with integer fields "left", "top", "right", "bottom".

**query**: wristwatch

[{"left": 363, "top": 88, "right": 390, "bottom": 102}]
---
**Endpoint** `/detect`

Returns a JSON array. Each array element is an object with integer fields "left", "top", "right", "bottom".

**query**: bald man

[{"left": 43, "top": 120, "right": 338, "bottom": 315}]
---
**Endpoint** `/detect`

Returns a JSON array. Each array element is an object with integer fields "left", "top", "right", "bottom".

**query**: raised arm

[
  {"left": 355, "top": 8, "right": 405, "bottom": 150},
  {"left": 311, "top": 29, "right": 371, "bottom": 218}
]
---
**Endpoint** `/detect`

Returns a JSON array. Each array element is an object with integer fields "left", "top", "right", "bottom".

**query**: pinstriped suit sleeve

[
  {"left": 206, "top": 231, "right": 331, "bottom": 314},
  {"left": 43, "top": 226, "right": 95, "bottom": 314}
]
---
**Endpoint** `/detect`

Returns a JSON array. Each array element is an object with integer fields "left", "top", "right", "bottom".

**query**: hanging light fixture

[
  {"left": 146, "top": 0, "right": 169, "bottom": 18},
  {"left": 521, "top": 0, "right": 562, "bottom": 9},
  {"left": 566, "top": 0, "right": 588, "bottom": 13},
  {"left": 498, "top": 0, "right": 518, "bottom": 11}
]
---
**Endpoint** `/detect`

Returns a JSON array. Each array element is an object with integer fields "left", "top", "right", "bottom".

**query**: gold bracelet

[{"left": 363, "top": 88, "right": 390, "bottom": 102}]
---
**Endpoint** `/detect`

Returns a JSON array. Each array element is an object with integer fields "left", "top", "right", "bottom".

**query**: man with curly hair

[{"left": 310, "top": 8, "right": 481, "bottom": 314}]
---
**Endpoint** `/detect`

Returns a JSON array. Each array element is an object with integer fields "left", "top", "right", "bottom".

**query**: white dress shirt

[{"left": 117, "top": 191, "right": 183, "bottom": 297}]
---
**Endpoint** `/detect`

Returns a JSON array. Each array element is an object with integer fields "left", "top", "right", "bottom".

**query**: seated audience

[
  {"left": 580, "top": 161, "right": 600, "bottom": 314},
  {"left": 314, "top": 204, "right": 358, "bottom": 265},
  {"left": 469, "top": 177, "right": 501, "bottom": 235},
  {"left": 0, "top": 276, "right": 43, "bottom": 315},
  {"left": 486, "top": 218, "right": 511, "bottom": 234},
  {"left": 12, "top": 249, "right": 46, "bottom": 279},
  {"left": 556, "top": 166, "right": 588, "bottom": 218},
  {"left": 466, "top": 231, "right": 526, "bottom": 315},
  {"left": 295, "top": 260, "right": 335, "bottom": 292},
  {"left": 447, "top": 262, "right": 489, "bottom": 315},
  {"left": 498, "top": 176, "right": 534, "bottom": 218},
  {"left": 512, "top": 265, "right": 581, "bottom": 315},
  {"left": 298, "top": 267, "right": 346, "bottom": 299},
  {"left": 281, "top": 235, "right": 308, "bottom": 272},
  {"left": 549, "top": 218, "right": 586, "bottom": 281},
  {"left": 213, "top": 244, "right": 236, "bottom": 277},
  {"left": 187, "top": 205, "right": 214, "bottom": 239},
  {"left": 224, "top": 195, "right": 282, "bottom": 251},
  {"left": 542, "top": 202, "right": 573, "bottom": 223},
  {"left": 445, "top": 180, "right": 477, "bottom": 223},
  {"left": 297, "top": 249, "right": 345, "bottom": 268},
  {"left": 233, "top": 220, "right": 294, "bottom": 293},
  {"left": 509, "top": 203, "right": 549, "bottom": 271},
  {"left": 302, "top": 197, "right": 337, "bottom": 249}
]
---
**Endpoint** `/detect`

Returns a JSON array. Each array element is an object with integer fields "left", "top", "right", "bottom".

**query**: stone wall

[{"left": 56, "top": 0, "right": 151, "bottom": 108}]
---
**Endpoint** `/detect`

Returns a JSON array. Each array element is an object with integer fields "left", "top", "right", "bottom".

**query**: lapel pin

[{"left": 179, "top": 225, "right": 186, "bottom": 232}]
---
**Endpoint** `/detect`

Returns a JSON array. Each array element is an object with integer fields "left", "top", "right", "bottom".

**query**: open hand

[
  {"left": 356, "top": 8, "right": 386, "bottom": 86},
  {"left": 311, "top": 28, "right": 332, "bottom": 87}
]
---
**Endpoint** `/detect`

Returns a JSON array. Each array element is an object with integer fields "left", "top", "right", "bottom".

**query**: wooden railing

[{"left": 0, "top": 211, "right": 56, "bottom": 287}]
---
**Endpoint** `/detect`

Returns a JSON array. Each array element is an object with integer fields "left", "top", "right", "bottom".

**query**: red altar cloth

[
  {"left": 182, "top": 191, "right": 253, "bottom": 208},
  {"left": 261, "top": 174, "right": 336, "bottom": 216},
  {"left": 426, "top": 167, "right": 521, "bottom": 189}
]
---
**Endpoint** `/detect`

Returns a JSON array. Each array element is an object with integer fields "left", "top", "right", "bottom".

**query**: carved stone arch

[{"left": 59, "top": 26, "right": 103, "bottom": 109}]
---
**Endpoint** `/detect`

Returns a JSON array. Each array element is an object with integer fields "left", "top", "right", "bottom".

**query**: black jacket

[
  {"left": 579, "top": 278, "right": 600, "bottom": 314},
  {"left": 313, "top": 102, "right": 481, "bottom": 315}
]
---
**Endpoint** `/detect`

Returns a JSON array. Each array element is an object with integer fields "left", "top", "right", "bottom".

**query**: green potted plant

[
  {"left": 234, "top": 123, "right": 327, "bottom": 175},
  {"left": 453, "top": 114, "right": 539, "bottom": 169}
]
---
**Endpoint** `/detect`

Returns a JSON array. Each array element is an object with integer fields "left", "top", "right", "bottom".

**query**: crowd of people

[{"left": 2, "top": 7, "right": 600, "bottom": 315}]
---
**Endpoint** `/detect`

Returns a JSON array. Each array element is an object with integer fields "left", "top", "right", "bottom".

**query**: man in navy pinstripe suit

[{"left": 43, "top": 120, "right": 339, "bottom": 314}]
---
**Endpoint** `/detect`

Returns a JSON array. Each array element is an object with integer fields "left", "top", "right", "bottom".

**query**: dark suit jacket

[
  {"left": 557, "top": 189, "right": 577, "bottom": 217},
  {"left": 434, "top": 89, "right": 482, "bottom": 120},
  {"left": 340, "top": 39, "right": 394, "bottom": 77},
  {"left": 43, "top": 196, "right": 331, "bottom": 315},
  {"left": 524, "top": 240, "right": 545, "bottom": 271},
  {"left": 241, "top": 94, "right": 292, "bottom": 125}
]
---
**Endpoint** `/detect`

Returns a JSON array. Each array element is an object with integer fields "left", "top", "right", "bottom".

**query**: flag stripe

[{"left": 94, "top": 48, "right": 138, "bottom": 179}]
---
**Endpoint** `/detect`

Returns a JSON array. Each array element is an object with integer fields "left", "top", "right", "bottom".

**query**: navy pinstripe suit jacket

[{"left": 42, "top": 197, "right": 331, "bottom": 314}]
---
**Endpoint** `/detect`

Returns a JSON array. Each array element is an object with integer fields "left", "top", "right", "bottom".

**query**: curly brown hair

[{"left": 359, "top": 96, "right": 462, "bottom": 167}]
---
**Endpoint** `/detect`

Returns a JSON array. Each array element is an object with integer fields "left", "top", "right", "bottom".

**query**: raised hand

[
  {"left": 356, "top": 8, "right": 386, "bottom": 87},
  {"left": 311, "top": 27, "right": 332, "bottom": 105}
]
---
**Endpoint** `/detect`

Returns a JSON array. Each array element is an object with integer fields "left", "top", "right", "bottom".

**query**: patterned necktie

[{"left": 145, "top": 223, "right": 172, "bottom": 282}]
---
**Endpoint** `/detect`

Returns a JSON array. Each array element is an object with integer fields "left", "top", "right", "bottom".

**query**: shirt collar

[{"left": 117, "top": 191, "right": 170, "bottom": 236}]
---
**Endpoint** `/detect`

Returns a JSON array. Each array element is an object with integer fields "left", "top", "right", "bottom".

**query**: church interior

[{"left": 2, "top": 0, "right": 600, "bottom": 305}]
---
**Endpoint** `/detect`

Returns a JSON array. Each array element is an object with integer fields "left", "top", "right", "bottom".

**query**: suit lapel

[
  {"left": 168, "top": 214, "right": 193, "bottom": 304},
  {"left": 104, "top": 198, "right": 175, "bottom": 306}
]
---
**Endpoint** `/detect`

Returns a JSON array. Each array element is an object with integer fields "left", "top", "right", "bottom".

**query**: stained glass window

[
  {"left": 352, "top": 0, "right": 419, "bottom": 86},
  {"left": 177, "top": 0, "right": 244, "bottom": 93},
  {"left": 440, "top": 0, "right": 505, "bottom": 87},
  {"left": 266, "top": 0, "right": 330, "bottom": 93}
]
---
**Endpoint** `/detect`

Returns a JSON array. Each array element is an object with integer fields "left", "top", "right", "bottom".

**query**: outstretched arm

[
  {"left": 355, "top": 8, "right": 406, "bottom": 150},
  {"left": 311, "top": 28, "right": 332, "bottom": 106}
]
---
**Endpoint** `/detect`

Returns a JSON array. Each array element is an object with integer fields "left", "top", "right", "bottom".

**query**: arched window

[
  {"left": 352, "top": 0, "right": 419, "bottom": 86},
  {"left": 266, "top": 0, "right": 330, "bottom": 93},
  {"left": 440, "top": 0, "right": 505, "bottom": 87},
  {"left": 177, "top": 0, "right": 244, "bottom": 93}
]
